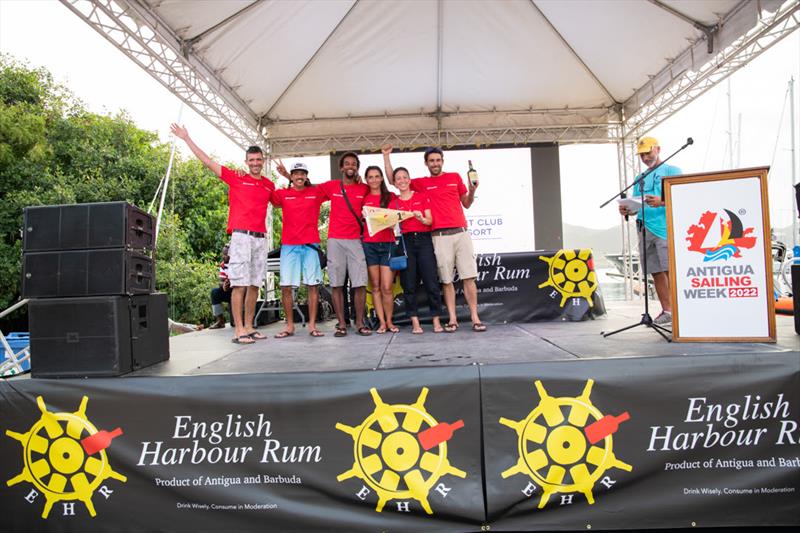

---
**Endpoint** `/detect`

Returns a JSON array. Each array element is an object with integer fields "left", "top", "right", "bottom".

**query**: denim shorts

[{"left": 362, "top": 241, "right": 395, "bottom": 267}]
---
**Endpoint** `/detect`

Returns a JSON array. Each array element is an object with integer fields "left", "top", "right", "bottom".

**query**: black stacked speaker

[{"left": 23, "top": 201, "right": 169, "bottom": 377}]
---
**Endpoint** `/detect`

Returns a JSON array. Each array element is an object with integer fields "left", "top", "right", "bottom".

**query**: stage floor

[{"left": 129, "top": 301, "right": 800, "bottom": 377}]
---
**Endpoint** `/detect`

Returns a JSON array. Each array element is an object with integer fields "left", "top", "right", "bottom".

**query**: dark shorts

[{"left": 362, "top": 241, "right": 394, "bottom": 267}]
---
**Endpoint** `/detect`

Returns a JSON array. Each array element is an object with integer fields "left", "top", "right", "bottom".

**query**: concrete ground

[{"left": 131, "top": 301, "right": 800, "bottom": 377}]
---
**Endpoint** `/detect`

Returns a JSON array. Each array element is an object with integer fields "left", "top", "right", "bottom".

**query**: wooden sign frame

[{"left": 664, "top": 167, "right": 776, "bottom": 342}]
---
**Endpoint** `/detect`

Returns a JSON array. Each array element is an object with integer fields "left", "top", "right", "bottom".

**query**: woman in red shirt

[
  {"left": 361, "top": 166, "right": 398, "bottom": 333},
  {"left": 393, "top": 167, "right": 444, "bottom": 334}
]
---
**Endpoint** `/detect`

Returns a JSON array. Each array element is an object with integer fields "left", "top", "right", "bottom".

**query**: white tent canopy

[{"left": 62, "top": 0, "right": 799, "bottom": 155}]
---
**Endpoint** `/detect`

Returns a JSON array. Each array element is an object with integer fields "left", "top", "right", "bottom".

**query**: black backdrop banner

[
  {"left": 0, "top": 366, "right": 484, "bottom": 532},
  {"left": 1, "top": 353, "right": 798, "bottom": 532},
  {"left": 481, "top": 353, "right": 800, "bottom": 530},
  {"left": 368, "top": 249, "right": 607, "bottom": 326}
]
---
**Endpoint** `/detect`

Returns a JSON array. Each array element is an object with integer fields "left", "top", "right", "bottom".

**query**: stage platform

[{"left": 131, "top": 301, "right": 800, "bottom": 377}]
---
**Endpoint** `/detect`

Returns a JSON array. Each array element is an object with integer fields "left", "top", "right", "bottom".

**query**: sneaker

[{"left": 653, "top": 311, "right": 672, "bottom": 325}]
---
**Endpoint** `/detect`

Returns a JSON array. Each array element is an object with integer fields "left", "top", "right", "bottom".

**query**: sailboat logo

[{"left": 685, "top": 209, "right": 757, "bottom": 262}]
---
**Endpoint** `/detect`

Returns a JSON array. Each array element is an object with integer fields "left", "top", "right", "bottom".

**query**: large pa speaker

[
  {"left": 28, "top": 293, "right": 169, "bottom": 378},
  {"left": 792, "top": 264, "right": 800, "bottom": 334},
  {"left": 23, "top": 201, "right": 154, "bottom": 252},
  {"left": 22, "top": 248, "right": 154, "bottom": 298}
]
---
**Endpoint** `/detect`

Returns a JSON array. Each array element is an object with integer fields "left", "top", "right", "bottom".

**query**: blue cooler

[{"left": 2, "top": 332, "right": 31, "bottom": 373}]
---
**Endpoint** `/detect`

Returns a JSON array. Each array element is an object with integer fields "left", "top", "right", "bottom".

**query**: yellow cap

[{"left": 636, "top": 137, "right": 659, "bottom": 154}]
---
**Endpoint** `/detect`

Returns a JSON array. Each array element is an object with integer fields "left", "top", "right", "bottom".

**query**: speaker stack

[{"left": 23, "top": 202, "right": 169, "bottom": 377}]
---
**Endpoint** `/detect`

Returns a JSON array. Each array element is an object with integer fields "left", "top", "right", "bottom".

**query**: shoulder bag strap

[{"left": 340, "top": 180, "right": 364, "bottom": 236}]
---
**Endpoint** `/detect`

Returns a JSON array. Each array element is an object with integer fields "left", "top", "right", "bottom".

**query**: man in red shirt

[
  {"left": 271, "top": 161, "right": 325, "bottom": 338},
  {"left": 170, "top": 124, "right": 274, "bottom": 344},
  {"left": 384, "top": 145, "right": 486, "bottom": 332},
  {"left": 317, "top": 153, "right": 371, "bottom": 337}
]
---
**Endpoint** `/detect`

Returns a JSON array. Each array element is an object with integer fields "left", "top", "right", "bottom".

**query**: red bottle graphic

[
  {"left": 583, "top": 412, "right": 630, "bottom": 444},
  {"left": 81, "top": 427, "right": 123, "bottom": 455},
  {"left": 417, "top": 420, "right": 464, "bottom": 450}
]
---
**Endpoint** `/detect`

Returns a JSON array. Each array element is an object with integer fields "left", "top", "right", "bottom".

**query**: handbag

[
  {"left": 304, "top": 244, "right": 327, "bottom": 270},
  {"left": 388, "top": 199, "right": 408, "bottom": 271}
]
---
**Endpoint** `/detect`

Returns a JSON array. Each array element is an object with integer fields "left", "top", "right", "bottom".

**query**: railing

[{"left": 1, "top": 299, "right": 30, "bottom": 377}]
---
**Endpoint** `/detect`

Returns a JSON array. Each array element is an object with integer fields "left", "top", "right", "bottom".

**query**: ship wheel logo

[
  {"left": 538, "top": 249, "right": 598, "bottom": 307},
  {"left": 5, "top": 396, "right": 127, "bottom": 518},
  {"left": 336, "top": 387, "right": 466, "bottom": 514},
  {"left": 499, "top": 380, "right": 631, "bottom": 508}
]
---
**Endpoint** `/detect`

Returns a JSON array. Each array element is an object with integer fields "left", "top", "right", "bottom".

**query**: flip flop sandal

[
  {"left": 388, "top": 326, "right": 400, "bottom": 333},
  {"left": 232, "top": 335, "right": 255, "bottom": 344},
  {"left": 444, "top": 323, "right": 459, "bottom": 333},
  {"left": 274, "top": 330, "right": 294, "bottom": 339},
  {"left": 375, "top": 327, "right": 387, "bottom": 334},
  {"left": 357, "top": 326, "right": 373, "bottom": 336},
  {"left": 309, "top": 329, "right": 325, "bottom": 337},
  {"left": 248, "top": 331, "right": 267, "bottom": 340},
  {"left": 334, "top": 327, "right": 348, "bottom": 337},
  {"left": 412, "top": 328, "right": 424, "bottom": 335},
  {"left": 472, "top": 322, "right": 487, "bottom": 332}
]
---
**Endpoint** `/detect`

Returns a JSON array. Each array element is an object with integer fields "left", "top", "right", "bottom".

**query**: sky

[{"left": 1, "top": 0, "right": 799, "bottom": 234}]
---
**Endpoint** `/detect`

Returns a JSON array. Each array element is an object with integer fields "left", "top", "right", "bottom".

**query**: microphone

[{"left": 685, "top": 137, "right": 694, "bottom": 147}]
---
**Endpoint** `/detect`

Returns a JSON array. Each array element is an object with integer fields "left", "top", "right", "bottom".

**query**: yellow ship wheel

[
  {"left": 538, "top": 249, "right": 598, "bottom": 307},
  {"left": 6, "top": 396, "right": 127, "bottom": 518},
  {"left": 500, "top": 380, "right": 631, "bottom": 508},
  {"left": 336, "top": 387, "right": 466, "bottom": 514}
]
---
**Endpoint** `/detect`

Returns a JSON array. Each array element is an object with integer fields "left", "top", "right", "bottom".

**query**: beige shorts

[
  {"left": 227, "top": 231, "right": 267, "bottom": 287},
  {"left": 432, "top": 231, "right": 478, "bottom": 284}
]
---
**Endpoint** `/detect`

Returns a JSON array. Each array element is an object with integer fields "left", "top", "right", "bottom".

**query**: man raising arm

[{"left": 170, "top": 123, "right": 274, "bottom": 344}]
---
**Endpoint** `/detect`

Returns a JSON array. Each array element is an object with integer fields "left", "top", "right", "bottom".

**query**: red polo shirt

[
  {"left": 410, "top": 172, "right": 467, "bottom": 230},
  {"left": 318, "top": 180, "right": 369, "bottom": 239},
  {"left": 220, "top": 166, "right": 275, "bottom": 234},
  {"left": 396, "top": 192, "right": 433, "bottom": 234},
  {"left": 271, "top": 186, "right": 325, "bottom": 245}
]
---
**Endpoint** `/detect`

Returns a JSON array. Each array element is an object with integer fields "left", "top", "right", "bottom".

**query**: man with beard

[
  {"left": 317, "top": 153, "right": 371, "bottom": 337},
  {"left": 383, "top": 145, "right": 485, "bottom": 333},
  {"left": 170, "top": 124, "right": 274, "bottom": 344},
  {"left": 618, "top": 136, "right": 682, "bottom": 325}
]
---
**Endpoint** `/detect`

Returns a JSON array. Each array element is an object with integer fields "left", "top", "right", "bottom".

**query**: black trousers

[
  {"left": 210, "top": 287, "right": 232, "bottom": 307},
  {"left": 399, "top": 232, "right": 442, "bottom": 318}
]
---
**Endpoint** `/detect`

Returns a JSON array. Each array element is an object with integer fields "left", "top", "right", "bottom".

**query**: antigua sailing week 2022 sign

[{"left": 664, "top": 167, "right": 775, "bottom": 341}]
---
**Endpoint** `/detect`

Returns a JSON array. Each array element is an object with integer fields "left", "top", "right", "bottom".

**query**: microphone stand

[{"left": 599, "top": 138, "right": 693, "bottom": 342}]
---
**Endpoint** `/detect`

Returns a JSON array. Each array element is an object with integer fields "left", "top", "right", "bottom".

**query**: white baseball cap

[{"left": 290, "top": 162, "right": 309, "bottom": 173}]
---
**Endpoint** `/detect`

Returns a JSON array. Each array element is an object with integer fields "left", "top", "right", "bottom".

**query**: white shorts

[{"left": 227, "top": 232, "right": 267, "bottom": 287}]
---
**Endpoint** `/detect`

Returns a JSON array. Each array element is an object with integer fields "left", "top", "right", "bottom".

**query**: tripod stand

[{"left": 600, "top": 138, "right": 693, "bottom": 342}]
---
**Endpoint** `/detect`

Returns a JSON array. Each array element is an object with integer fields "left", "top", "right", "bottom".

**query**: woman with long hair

[
  {"left": 388, "top": 164, "right": 444, "bottom": 334},
  {"left": 361, "top": 165, "right": 398, "bottom": 333}
]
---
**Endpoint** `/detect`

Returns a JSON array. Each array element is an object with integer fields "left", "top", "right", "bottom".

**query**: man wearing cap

[
  {"left": 277, "top": 152, "right": 371, "bottom": 337},
  {"left": 271, "top": 161, "right": 326, "bottom": 338},
  {"left": 619, "top": 136, "right": 682, "bottom": 326},
  {"left": 383, "top": 144, "right": 485, "bottom": 333},
  {"left": 170, "top": 123, "right": 274, "bottom": 344}
]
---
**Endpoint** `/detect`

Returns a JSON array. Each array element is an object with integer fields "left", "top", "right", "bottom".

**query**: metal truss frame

[
  {"left": 270, "top": 122, "right": 623, "bottom": 157},
  {"left": 59, "top": 0, "right": 263, "bottom": 148},
  {"left": 623, "top": 0, "right": 800, "bottom": 142}
]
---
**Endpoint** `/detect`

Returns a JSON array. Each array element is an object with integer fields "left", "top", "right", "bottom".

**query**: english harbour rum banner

[
  {"left": 0, "top": 367, "right": 484, "bottom": 532},
  {"left": 1, "top": 353, "right": 799, "bottom": 532},
  {"left": 381, "top": 250, "right": 607, "bottom": 327},
  {"left": 482, "top": 353, "right": 799, "bottom": 530}
]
